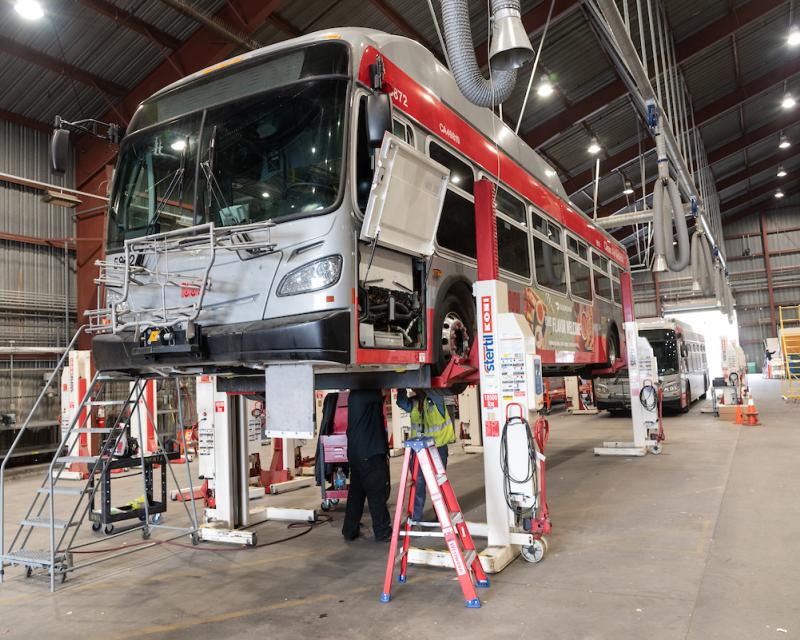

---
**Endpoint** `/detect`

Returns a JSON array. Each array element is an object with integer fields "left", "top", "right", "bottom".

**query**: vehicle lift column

[
  {"left": 409, "top": 179, "right": 549, "bottom": 573},
  {"left": 195, "top": 375, "right": 315, "bottom": 546},
  {"left": 594, "top": 321, "right": 664, "bottom": 456}
]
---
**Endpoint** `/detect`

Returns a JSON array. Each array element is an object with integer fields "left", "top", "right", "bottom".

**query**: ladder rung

[
  {"left": 463, "top": 550, "right": 477, "bottom": 567},
  {"left": 1, "top": 550, "right": 64, "bottom": 567},
  {"left": 20, "top": 517, "right": 74, "bottom": 529},
  {"left": 450, "top": 512, "right": 463, "bottom": 525},
  {"left": 56, "top": 456, "right": 98, "bottom": 464},
  {"left": 436, "top": 473, "right": 447, "bottom": 486},
  {"left": 88, "top": 400, "right": 131, "bottom": 406},
  {"left": 37, "top": 486, "right": 86, "bottom": 496},
  {"left": 73, "top": 428, "right": 113, "bottom": 434}
]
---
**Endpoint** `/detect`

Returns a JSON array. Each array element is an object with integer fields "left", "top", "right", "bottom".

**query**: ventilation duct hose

[
  {"left": 652, "top": 178, "right": 690, "bottom": 272},
  {"left": 440, "top": 0, "right": 519, "bottom": 107},
  {"left": 690, "top": 231, "right": 715, "bottom": 296}
]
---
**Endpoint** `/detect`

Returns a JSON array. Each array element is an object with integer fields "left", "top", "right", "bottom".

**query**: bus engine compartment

[{"left": 357, "top": 245, "right": 426, "bottom": 350}]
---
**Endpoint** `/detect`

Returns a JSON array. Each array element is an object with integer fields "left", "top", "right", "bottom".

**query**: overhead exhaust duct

[
  {"left": 488, "top": 1, "right": 535, "bottom": 71},
  {"left": 440, "top": 0, "right": 532, "bottom": 107},
  {"left": 651, "top": 135, "right": 690, "bottom": 273},
  {"left": 690, "top": 230, "right": 715, "bottom": 296}
]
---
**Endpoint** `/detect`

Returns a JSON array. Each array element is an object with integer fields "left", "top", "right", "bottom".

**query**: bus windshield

[
  {"left": 107, "top": 43, "right": 350, "bottom": 251},
  {"left": 640, "top": 329, "right": 679, "bottom": 376}
]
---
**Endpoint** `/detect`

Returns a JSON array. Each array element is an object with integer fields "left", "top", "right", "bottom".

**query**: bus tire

[
  {"left": 605, "top": 327, "right": 620, "bottom": 367},
  {"left": 433, "top": 288, "right": 475, "bottom": 382},
  {"left": 681, "top": 384, "right": 691, "bottom": 413},
  {"left": 699, "top": 376, "right": 708, "bottom": 400}
]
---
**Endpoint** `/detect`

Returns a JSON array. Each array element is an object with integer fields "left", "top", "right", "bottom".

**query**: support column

[{"left": 759, "top": 210, "right": 777, "bottom": 336}]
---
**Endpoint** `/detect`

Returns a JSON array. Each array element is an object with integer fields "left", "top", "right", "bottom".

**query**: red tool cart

[{"left": 316, "top": 392, "right": 350, "bottom": 511}]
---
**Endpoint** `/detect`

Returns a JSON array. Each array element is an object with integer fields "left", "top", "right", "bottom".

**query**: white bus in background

[{"left": 595, "top": 317, "right": 709, "bottom": 413}]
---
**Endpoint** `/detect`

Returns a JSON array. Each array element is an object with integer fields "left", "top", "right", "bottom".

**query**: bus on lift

[
  {"left": 595, "top": 317, "right": 708, "bottom": 413},
  {"left": 87, "top": 28, "right": 632, "bottom": 388}
]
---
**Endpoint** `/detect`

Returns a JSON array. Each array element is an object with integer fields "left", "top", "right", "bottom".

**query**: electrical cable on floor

[{"left": 69, "top": 514, "right": 334, "bottom": 554}]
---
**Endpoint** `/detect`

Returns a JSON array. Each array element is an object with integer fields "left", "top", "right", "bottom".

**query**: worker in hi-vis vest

[{"left": 395, "top": 389, "right": 456, "bottom": 522}]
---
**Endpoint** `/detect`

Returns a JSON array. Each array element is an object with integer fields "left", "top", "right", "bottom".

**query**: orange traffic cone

[
  {"left": 734, "top": 405, "right": 744, "bottom": 425},
  {"left": 745, "top": 393, "right": 761, "bottom": 426}
]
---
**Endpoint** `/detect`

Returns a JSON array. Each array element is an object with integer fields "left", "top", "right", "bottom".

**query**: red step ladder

[{"left": 381, "top": 436, "right": 489, "bottom": 608}]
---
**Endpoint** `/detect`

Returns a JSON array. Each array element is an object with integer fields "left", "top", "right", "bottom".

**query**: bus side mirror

[
  {"left": 366, "top": 93, "right": 392, "bottom": 148},
  {"left": 51, "top": 128, "right": 70, "bottom": 175},
  {"left": 680, "top": 344, "right": 688, "bottom": 358}
]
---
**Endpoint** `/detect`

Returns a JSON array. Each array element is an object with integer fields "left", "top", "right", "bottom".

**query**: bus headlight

[
  {"left": 277, "top": 255, "right": 342, "bottom": 296},
  {"left": 594, "top": 383, "right": 608, "bottom": 393},
  {"left": 662, "top": 382, "right": 679, "bottom": 394}
]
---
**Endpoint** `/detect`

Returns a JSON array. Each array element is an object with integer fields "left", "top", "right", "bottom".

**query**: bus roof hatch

[{"left": 360, "top": 132, "right": 450, "bottom": 258}]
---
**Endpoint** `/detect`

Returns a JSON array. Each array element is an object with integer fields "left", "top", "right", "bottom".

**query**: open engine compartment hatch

[{"left": 360, "top": 132, "right": 450, "bottom": 257}]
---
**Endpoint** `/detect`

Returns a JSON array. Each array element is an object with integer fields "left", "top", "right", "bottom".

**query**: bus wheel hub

[{"left": 441, "top": 312, "right": 469, "bottom": 360}]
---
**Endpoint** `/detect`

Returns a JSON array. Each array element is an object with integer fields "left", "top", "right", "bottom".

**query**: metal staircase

[
  {"left": 0, "top": 328, "right": 200, "bottom": 591},
  {"left": 779, "top": 305, "right": 800, "bottom": 402}
]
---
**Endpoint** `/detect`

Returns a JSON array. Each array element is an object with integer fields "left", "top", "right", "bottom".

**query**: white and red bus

[{"left": 92, "top": 28, "right": 632, "bottom": 388}]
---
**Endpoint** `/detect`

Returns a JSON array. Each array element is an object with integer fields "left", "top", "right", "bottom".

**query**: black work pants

[{"left": 342, "top": 454, "right": 392, "bottom": 541}]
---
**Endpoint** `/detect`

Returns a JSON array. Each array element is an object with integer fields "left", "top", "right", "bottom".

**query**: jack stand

[
  {"left": 565, "top": 377, "right": 599, "bottom": 415},
  {"left": 595, "top": 322, "right": 664, "bottom": 456},
  {"left": 388, "top": 389, "right": 410, "bottom": 456}
]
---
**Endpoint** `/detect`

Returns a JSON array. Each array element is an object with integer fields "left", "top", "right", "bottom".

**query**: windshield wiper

[{"left": 146, "top": 140, "right": 188, "bottom": 236}]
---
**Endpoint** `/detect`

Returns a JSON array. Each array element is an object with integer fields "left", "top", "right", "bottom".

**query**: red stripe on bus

[{"left": 358, "top": 47, "right": 629, "bottom": 270}]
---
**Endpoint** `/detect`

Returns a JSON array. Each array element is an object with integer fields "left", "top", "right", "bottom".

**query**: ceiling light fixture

[
  {"left": 170, "top": 139, "right": 186, "bottom": 152},
  {"left": 775, "top": 189, "right": 785, "bottom": 199},
  {"left": 588, "top": 137, "right": 601, "bottom": 155},
  {"left": 623, "top": 179, "right": 634, "bottom": 195},
  {"left": 777, "top": 166, "right": 788, "bottom": 178},
  {"left": 789, "top": 26, "right": 800, "bottom": 47},
  {"left": 779, "top": 134, "right": 791, "bottom": 149},
  {"left": 782, "top": 94, "right": 796, "bottom": 110},
  {"left": 14, "top": 0, "right": 44, "bottom": 20},
  {"left": 537, "top": 78, "right": 554, "bottom": 98}
]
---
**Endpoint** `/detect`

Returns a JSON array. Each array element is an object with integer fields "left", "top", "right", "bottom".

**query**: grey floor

[{"left": 0, "top": 375, "right": 797, "bottom": 639}]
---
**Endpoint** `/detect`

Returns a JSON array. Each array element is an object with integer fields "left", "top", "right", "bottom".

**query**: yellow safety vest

[{"left": 409, "top": 398, "right": 456, "bottom": 447}]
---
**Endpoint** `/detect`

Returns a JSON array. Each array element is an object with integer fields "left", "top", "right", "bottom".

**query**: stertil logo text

[{"left": 481, "top": 296, "right": 495, "bottom": 373}]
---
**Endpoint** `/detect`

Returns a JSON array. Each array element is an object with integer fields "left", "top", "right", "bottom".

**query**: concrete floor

[{"left": 0, "top": 375, "right": 797, "bottom": 639}]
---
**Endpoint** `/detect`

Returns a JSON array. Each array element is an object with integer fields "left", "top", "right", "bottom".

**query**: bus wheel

[
  {"left": 605, "top": 329, "right": 619, "bottom": 366},
  {"left": 434, "top": 291, "right": 475, "bottom": 376},
  {"left": 681, "top": 385, "right": 691, "bottom": 413}
]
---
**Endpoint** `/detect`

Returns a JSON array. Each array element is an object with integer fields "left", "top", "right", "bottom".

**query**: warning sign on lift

[{"left": 500, "top": 352, "right": 527, "bottom": 398}]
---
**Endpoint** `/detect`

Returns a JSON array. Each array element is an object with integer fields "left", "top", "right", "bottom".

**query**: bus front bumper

[{"left": 92, "top": 310, "right": 352, "bottom": 373}]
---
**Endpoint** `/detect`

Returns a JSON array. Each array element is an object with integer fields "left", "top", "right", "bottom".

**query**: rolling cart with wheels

[
  {"left": 315, "top": 392, "right": 349, "bottom": 512},
  {"left": 88, "top": 451, "right": 178, "bottom": 535}
]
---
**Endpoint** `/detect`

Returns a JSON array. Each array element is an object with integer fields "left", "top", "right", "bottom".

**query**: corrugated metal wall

[
  {"left": 0, "top": 120, "right": 76, "bottom": 464},
  {"left": 723, "top": 206, "right": 800, "bottom": 369}
]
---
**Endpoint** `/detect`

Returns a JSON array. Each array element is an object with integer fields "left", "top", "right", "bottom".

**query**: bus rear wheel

[
  {"left": 605, "top": 328, "right": 619, "bottom": 367},
  {"left": 681, "top": 384, "right": 691, "bottom": 413},
  {"left": 433, "top": 291, "right": 475, "bottom": 384}
]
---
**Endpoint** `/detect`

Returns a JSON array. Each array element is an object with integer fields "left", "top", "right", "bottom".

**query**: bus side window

[
  {"left": 533, "top": 236, "right": 567, "bottom": 294},
  {"left": 592, "top": 252, "right": 612, "bottom": 300},
  {"left": 431, "top": 141, "right": 476, "bottom": 257},
  {"left": 355, "top": 96, "right": 373, "bottom": 212},
  {"left": 568, "top": 257, "right": 592, "bottom": 301},
  {"left": 611, "top": 266, "right": 622, "bottom": 304},
  {"left": 392, "top": 119, "right": 414, "bottom": 145},
  {"left": 495, "top": 186, "right": 530, "bottom": 278}
]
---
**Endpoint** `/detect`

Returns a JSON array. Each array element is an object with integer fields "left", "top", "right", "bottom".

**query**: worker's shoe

[{"left": 374, "top": 532, "right": 392, "bottom": 543}]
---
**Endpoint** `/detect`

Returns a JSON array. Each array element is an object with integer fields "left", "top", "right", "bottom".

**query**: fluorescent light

[
  {"left": 623, "top": 180, "right": 634, "bottom": 195},
  {"left": 775, "top": 189, "right": 785, "bottom": 199},
  {"left": 789, "top": 27, "right": 800, "bottom": 47},
  {"left": 779, "top": 134, "right": 791, "bottom": 149},
  {"left": 261, "top": 192, "right": 270, "bottom": 198},
  {"left": 170, "top": 139, "right": 186, "bottom": 152},
  {"left": 777, "top": 166, "right": 787, "bottom": 178},
  {"left": 537, "top": 78, "right": 554, "bottom": 97},
  {"left": 782, "top": 95, "right": 796, "bottom": 110},
  {"left": 451, "top": 175, "right": 461, "bottom": 184},
  {"left": 588, "top": 137, "right": 601, "bottom": 155},
  {"left": 14, "top": 0, "right": 44, "bottom": 20}
]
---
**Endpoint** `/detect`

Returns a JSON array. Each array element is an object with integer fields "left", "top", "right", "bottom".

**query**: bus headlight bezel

[
  {"left": 662, "top": 382, "right": 680, "bottom": 394},
  {"left": 276, "top": 255, "right": 343, "bottom": 297}
]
